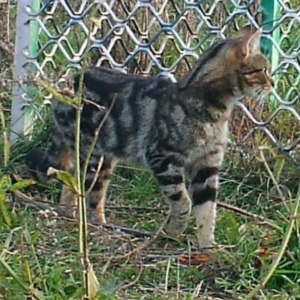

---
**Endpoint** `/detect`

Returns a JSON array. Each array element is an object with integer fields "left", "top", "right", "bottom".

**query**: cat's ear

[
  {"left": 235, "top": 25, "right": 255, "bottom": 37},
  {"left": 240, "top": 27, "right": 262, "bottom": 56}
]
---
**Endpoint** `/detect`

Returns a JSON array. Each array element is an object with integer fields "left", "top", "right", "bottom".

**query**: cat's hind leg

[
  {"left": 25, "top": 127, "right": 76, "bottom": 213},
  {"left": 84, "top": 156, "right": 117, "bottom": 223}
]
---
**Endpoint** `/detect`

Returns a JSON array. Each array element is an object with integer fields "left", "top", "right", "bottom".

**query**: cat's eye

[
  {"left": 243, "top": 69, "right": 263, "bottom": 75},
  {"left": 262, "top": 68, "right": 270, "bottom": 76}
]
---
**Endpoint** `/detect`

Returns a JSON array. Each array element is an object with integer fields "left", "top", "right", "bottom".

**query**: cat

[{"left": 25, "top": 26, "right": 274, "bottom": 250}]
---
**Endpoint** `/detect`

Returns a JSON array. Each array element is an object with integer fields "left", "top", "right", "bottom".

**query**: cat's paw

[
  {"left": 198, "top": 236, "right": 216, "bottom": 253},
  {"left": 87, "top": 210, "right": 107, "bottom": 224},
  {"left": 166, "top": 200, "right": 191, "bottom": 236},
  {"left": 25, "top": 148, "right": 47, "bottom": 179},
  {"left": 64, "top": 207, "right": 77, "bottom": 219},
  {"left": 165, "top": 214, "right": 189, "bottom": 236},
  {"left": 25, "top": 148, "right": 46, "bottom": 168}
]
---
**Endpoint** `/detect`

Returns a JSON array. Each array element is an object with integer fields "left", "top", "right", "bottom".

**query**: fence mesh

[{"left": 10, "top": 0, "right": 300, "bottom": 164}]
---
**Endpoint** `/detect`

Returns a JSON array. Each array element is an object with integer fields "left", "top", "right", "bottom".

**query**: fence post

[
  {"left": 11, "top": 0, "right": 31, "bottom": 143},
  {"left": 261, "top": 0, "right": 280, "bottom": 80},
  {"left": 10, "top": 0, "right": 39, "bottom": 143},
  {"left": 27, "top": 0, "right": 40, "bottom": 135}
]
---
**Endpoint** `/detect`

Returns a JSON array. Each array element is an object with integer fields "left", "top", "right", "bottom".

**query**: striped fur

[{"left": 26, "top": 26, "right": 274, "bottom": 250}]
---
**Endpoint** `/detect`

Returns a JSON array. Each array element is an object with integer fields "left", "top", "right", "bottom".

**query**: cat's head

[{"left": 226, "top": 26, "right": 275, "bottom": 101}]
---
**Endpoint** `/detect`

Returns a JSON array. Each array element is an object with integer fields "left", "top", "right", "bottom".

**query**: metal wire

[{"left": 13, "top": 0, "right": 300, "bottom": 163}]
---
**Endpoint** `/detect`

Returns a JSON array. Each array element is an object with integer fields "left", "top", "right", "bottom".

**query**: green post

[
  {"left": 25, "top": 0, "right": 40, "bottom": 137},
  {"left": 261, "top": 0, "right": 281, "bottom": 93}
]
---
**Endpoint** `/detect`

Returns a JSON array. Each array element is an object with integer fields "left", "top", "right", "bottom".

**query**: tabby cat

[{"left": 26, "top": 26, "right": 274, "bottom": 250}]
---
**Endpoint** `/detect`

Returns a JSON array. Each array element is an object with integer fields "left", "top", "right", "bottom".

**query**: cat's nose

[{"left": 269, "top": 78, "right": 275, "bottom": 88}]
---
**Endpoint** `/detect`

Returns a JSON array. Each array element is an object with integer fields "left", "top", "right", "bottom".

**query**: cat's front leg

[
  {"left": 160, "top": 177, "right": 192, "bottom": 236},
  {"left": 191, "top": 166, "right": 219, "bottom": 251},
  {"left": 148, "top": 154, "right": 191, "bottom": 236}
]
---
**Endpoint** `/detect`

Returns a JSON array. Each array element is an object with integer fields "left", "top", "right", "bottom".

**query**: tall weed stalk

[{"left": 35, "top": 2, "right": 107, "bottom": 298}]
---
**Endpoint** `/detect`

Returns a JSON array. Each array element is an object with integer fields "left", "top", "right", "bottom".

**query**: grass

[
  {"left": 0, "top": 156, "right": 300, "bottom": 299},
  {"left": 1, "top": 0, "right": 300, "bottom": 299}
]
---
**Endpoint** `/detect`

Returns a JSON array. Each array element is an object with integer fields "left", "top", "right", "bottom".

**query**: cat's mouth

[
  {"left": 255, "top": 86, "right": 273, "bottom": 102},
  {"left": 245, "top": 85, "right": 273, "bottom": 103}
]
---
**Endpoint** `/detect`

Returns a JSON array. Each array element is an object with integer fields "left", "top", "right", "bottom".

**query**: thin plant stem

[
  {"left": 245, "top": 159, "right": 300, "bottom": 299},
  {"left": 73, "top": 3, "right": 101, "bottom": 298}
]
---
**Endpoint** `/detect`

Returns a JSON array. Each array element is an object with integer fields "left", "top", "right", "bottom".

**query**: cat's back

[
  {"left": 52, "top": 66, "right": 176, "bottom": 131},
  {"left": 52, "top": 66, "right": 180, "bottom": 164},
  {"left": 74, "top": 66, "right": 177, "bottom": 129},
  {"left": 74, "top": 66, "right": 174, "bottom": 102}
]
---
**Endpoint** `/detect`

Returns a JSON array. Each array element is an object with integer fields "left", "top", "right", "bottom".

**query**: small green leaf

[
  {"left": 0, "top": 257, "right": 29, "bottom": 292},
  {"left": 23, "top": 260, "right": 33, "bottom": 285},
  {"left": 63, "top": 285, "right": 77, "bottom": 297},
  {"left": 273, "top": 157, "right": 285, "bottom": 181},
  {"left": 0, "top": 280, "right": 24, "bottom": 291},
  {"left": 9, "top": 179, "right": 36, "bottom": 192},
  {"left": 47, "top": 167, "right": 79, "bottom": 194},
  {"left": 0, "top": 175, "right": 11, "bottom": 192},
  {"left": 31, "top": 231, "right": 41, "bottom": 244},
  {"left": 0, "top": 227, "right": 22, "bottom": 260},
  {"left": 0, "top": 194, "right": 6, "bottom": 202},
  {"left": 0, "top": 194, "right": 11, "bottom": 227}
]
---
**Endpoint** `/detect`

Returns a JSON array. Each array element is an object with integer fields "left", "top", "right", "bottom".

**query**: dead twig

[
  {"left": 120, "top": 254, "right": 144, "bottom": 290},
  {"left": 12, "top": 189, "right": 154, "bottom": 238},
  {"left": 120, "top": 212, "right": 169, "bottom": 256},
  {"left": 217, "top": 201, "right": 280, "bottom": 231},
  {"left": 106, "top": 204, "right": 163, "bottom": 212},
  {"left": 217, "top": 201, "right": 265, "bottom": 220},
  {"left": 85, "top": 94, "right": 117, "bottom": 195}
]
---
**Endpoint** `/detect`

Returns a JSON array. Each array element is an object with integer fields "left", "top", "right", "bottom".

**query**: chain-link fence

[{"left": 9, "top": 0, "right": 300, "bottom": 164}]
